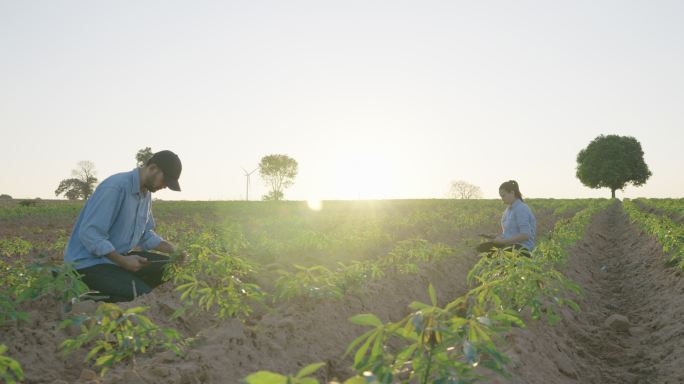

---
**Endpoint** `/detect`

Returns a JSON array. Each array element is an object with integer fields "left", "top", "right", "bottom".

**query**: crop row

[
  {"left": 623, "top": 200, "right": 684, "bottom": 268},
  {"left": 0, "top": 199, "right": 597, "bottom": 381},
  {"left": 244, "top": 200, "right": 613, "bottom": 383},
  {"left": 634, "top": 198, "right": 684, "bottom": 220}
]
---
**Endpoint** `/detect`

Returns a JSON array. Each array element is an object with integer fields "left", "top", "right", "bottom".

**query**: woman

[{"left": 478, "top": 180, "right": 537, "bottom": 257}]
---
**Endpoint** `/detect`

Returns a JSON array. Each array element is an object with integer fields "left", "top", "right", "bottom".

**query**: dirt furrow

[{"left": 499, "top": 202, "right": 684, "bottom": 384}]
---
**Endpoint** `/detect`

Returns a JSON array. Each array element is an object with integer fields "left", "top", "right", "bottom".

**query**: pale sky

[{"left": 1, "top": 1, "right": 683, "bottom": 201}]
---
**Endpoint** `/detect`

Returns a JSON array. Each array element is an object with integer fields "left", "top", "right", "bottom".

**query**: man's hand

[
  {"left": 117, "top": 254, "right": 149, "bottom": 272},
  {"left": 155, "top": 241, "right": 187, "bottom": 264},
  {"left": 170, "top": 249, "right": 188, "bottom": 264},
  {"left": 107, "top": 251, "right": 150, "bottom": 272}
]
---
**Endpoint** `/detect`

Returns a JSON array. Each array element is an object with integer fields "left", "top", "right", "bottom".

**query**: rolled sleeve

[
  {"left": 139, "top": 212, "right": 163, "bottom": 251},
  {"left": 78, "top": 187, "right": 124, "bottom": 257}
]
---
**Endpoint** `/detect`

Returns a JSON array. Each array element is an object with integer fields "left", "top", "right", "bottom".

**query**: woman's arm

[{"left": 494, "top": 233, "right": 529, "bottom": 246}]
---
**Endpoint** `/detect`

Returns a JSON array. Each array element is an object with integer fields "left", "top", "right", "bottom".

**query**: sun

[
  {"left": 307, "top": 199, "right": 322, "bottom": 211},
  {"left": 328, "top": 151, "right": 399, "bottom": 200}
]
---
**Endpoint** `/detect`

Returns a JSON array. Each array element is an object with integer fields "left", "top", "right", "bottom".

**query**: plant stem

[{"left": 422, "top": 338, "right": 435, "bottom": 384}]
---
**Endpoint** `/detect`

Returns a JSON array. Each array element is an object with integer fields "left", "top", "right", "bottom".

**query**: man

[{"left": 64, "top": 150, "right": 186, "bottom": 302}]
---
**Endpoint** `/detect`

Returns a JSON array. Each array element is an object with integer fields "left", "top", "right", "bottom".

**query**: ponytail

[{"left": 499, "top": 180, "right": 523, "bottom": 202}]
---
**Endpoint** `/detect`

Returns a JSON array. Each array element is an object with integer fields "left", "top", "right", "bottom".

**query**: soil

[{"left": 6, "top": 203, "right": 664, "bottom": 384}]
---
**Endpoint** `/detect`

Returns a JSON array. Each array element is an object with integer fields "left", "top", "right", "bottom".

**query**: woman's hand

[{"left": 495, "top": 234, "right": 529, "bottom": 246}]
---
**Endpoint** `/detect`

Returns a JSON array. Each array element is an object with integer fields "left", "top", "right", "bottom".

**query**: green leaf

[
  {"left": 344, "top": 330, "right": 373, "bottom": 357},
  {"left": 171, "top": 307, "right": 187, "bottom": 319},
  {"left": 94, "top": 354, "right": 114, "bottom": 367},
  {"left": 371, "top": 332, "right": 383, "bottom": 357},
  {"left": 467, "top": 322, "right": 484, "bottom": 343},
  {"left": 296, "top": 362, "right": 325, "bottom": 378},
  {"left": 395, "top": 343, "right": 417, "bottom": 365},
  {"left": 490, "top": 312, "right": 525, "bottom": 328},
  {"left": 449, "top": 317, "right": 468, "bottom": 329},
  {"left": 428, "top": 284, "right": 437, "bottom": 306},
  {"left": 342, "top": 377, "right": 367, "bottom": 384},
  {"left": 85, "top": 345, "right": 104, "bottom": 361},
  {"left": 354, "top": 333, "right": 376, "bottom": 368},
  {"left": 565, "top": 299, "right": 581, "bottom": 312},
  {"left": 408, "top": 301, "right": 430, "bottom": 311},
  {"left": 349, "top": 314, "right": 383, "bottom": 328},
  {"left": 243, "top": 371, "right": 288, "bottom": 384},
  {"left": 9, "top": 360, "right": 24, "bottom": 379}
]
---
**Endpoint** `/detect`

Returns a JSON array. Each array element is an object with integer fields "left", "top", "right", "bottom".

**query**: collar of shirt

[{"left": 130, "top": 168, "right": 147, "bottom": 198}]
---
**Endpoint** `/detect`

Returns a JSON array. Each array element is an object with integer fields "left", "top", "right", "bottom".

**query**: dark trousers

[
  {"left": 78, "top": 251, "right": 171, "bottom": 303},
  {"left": 476, "top": 242, "right": 531, "bottom": 258}
]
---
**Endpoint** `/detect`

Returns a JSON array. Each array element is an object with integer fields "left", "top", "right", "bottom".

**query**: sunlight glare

[{"left": 307, "top": 199, "right": 322, "bottom": 211}]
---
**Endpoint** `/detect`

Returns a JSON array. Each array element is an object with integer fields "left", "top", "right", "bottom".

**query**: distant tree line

[{"left": 50, "top": 135, "right": 653, "bottom": 202}]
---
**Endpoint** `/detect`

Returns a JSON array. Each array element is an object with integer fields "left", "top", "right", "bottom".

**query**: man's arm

[
  {"left": 139, "top": 211, "right": 163, "bottom": 251},
  {"left": 107, "top": 250, "right": 149, "bottom": 272},
  {"left": 107, "top": 240, "right": 182, "bottom": 272},
  {"left": 153, "top": 240, "right": 175, "bottom": 254},
  {"left": 78, "top": 187, "right": 124, "bottom": 258},
  {"left": 139, "top": 210, "right": 186, "bottom": 261}
]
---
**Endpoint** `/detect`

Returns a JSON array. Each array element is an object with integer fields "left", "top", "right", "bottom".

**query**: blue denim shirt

[
  {"left": 501, "top": 199, "right": 536, "bottom": 250},
  {"left": 64, "top": 168, "right": 163, "bottom": 269}
]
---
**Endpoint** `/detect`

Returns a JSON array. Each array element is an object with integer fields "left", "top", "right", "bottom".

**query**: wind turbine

[{"left": 241, "top": 167, "right": 258, "bottom": 201}]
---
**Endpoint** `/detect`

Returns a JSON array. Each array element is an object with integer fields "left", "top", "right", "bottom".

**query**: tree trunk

[{"left": 611, "top": 188, "right": 616, "bottom": 199}]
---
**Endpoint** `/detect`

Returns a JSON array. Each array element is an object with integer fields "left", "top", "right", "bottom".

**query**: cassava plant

[
  {"left": 172, "top": 243, "right": 263, "bottom": 320},
  {"left": 245, "top": 362, "right": 326, "bottom": 384},
  {"left": 344, "top": 284, "right": 520, "bottom": 383},
  {"left": 0, "top": 344, "right": 24, "bottom": 384},
  {"left": 59, "top": 303, "right": 185, "bottom": 376}
]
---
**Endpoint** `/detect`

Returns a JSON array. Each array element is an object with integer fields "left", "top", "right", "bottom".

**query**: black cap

[{"left": 148, "top": 150, "right": 182, "bottom": 191}]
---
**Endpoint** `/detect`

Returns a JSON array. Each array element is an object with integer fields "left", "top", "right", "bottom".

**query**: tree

[
  {"left": 449, "top": 180, "right": 482, "bottom": 199},
  {"left": 258, "top": 154, "right": 298, "bottom": 201},
  {"left": 262, "top": 190, "right": 284, "bottom": 201},
  {"left": 576, "top": 135, "right": 651, "bottom": 198},
  {"left": 55, "top": 161, "right": 99, "bottom": 200},
  {"left": 135, "top": 147, "right": 154, "bottom": 167},
  {"left": 0, "top": 194, "right": 11, "bottom": 200}
]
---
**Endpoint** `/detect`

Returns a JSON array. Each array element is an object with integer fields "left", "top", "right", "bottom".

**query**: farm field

[{"left": 3, "top": 198, "right": 684, "bottom": 383}]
